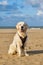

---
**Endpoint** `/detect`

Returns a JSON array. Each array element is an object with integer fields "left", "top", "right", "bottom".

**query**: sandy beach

[{"left": 0, "top": 29, "right": 43, "bottom": 65}]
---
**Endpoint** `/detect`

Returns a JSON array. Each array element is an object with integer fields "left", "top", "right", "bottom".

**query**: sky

[{"left": 0, "top": 0, "right": 43, "bottom": 27}]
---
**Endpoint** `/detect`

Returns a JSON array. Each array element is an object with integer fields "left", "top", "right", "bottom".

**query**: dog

[{"left": 8, "top": 22, "right": 29, "bottom": 56}]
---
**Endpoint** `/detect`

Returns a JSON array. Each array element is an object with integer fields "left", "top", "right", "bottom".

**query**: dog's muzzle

[{"left": 21, "top": 26, "right": 24, "bottom": 32}]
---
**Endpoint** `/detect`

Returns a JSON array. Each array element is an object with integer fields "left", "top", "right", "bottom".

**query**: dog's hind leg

[{"left": 8, "top": 44, "right": 16, "bottom": 55}]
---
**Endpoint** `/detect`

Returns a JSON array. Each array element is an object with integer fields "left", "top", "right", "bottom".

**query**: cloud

[
  {"left": 5, "top": 12, "right": 29, "bottom": 18},
  {"left": 0, "top": 2, "right": 18, "bottom": 11},
  {"left": 37, "top": 10, "right": 43, "bottom": 15},
  {"left": 24, "top": 0, "right": 43, "bottom": 9},
  {"left": 11, "top": 14, "right": 25, "bottom": 17},
  {"left": 0, "top": 0, "right": 8, "bottom": 5}
]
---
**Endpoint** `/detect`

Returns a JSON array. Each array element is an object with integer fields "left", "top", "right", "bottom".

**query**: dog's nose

[{"left": 21, "top": 26, "right": 24, "bottom": 29}]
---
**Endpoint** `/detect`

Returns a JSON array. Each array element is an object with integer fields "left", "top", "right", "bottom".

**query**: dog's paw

[
  {"left": 18, "top": 53, "right": 25, "bottom": 57},
  {"left": 8, "top": 50, "right": 14, "bottom": 55},
  {"left": 8, "top": 51, "right": 12, "bottom": 55},
  {"left": 25, "top": 53, "right": 29, "bottom": 56}
]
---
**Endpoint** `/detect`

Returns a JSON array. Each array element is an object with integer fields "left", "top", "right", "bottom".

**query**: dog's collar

[{"left": 18, "top": 33, "right": 27, "bottom": 49}]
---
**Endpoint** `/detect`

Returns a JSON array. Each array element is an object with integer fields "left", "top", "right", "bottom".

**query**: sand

[{"left": 0, "top": 29, "right": 43, "bottom": 65}]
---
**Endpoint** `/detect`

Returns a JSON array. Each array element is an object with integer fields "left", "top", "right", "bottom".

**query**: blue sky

[{"left": 0, "top": 0, "right": 43, "bottom": 27}]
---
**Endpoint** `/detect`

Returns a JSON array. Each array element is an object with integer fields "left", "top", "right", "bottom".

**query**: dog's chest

[
  {"left": 19, "top": 36, "right": 27, "bottom": 49},
  {"left": 20, "top": 36, "right": 27, "bottom": 44}
]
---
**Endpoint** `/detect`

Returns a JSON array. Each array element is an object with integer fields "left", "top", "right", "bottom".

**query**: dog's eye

[
  {"left": 23, "top": 24, "right": 26, "bottom": 27},
  {"left": 19, "top": 24, "right": 21, "bottom": 26}
]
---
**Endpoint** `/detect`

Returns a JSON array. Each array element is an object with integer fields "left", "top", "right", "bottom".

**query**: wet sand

[{"left": 0, "top": 29, "right": 43, "bottom": 65}]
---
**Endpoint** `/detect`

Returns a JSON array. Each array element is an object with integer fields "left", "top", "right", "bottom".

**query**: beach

[{"left": 0, "top": 29, "right": 43, "bottom": 65}]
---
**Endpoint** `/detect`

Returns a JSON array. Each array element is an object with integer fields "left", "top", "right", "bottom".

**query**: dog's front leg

[
  {"left": 24, "top": 47, "right": 29, "bottom": 56},
  {"left": 17, "top": 47, "right": 22, "bottom": 56}
]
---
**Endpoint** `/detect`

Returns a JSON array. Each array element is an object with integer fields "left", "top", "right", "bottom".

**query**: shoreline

[
  {"left": 0, "top": 29, "right": 16, "bottom": 33},
  {"left": 0, "top": 28, "right": 43, "bottom": 34}
]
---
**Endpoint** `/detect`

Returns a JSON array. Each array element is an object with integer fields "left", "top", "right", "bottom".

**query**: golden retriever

[{"left": 8, "top": 22, "right": 29, "bottom": 56}]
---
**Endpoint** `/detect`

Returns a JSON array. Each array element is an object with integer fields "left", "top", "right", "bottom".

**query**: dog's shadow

[{"left": 26, "top": 50, "right": 43, "bottom": 55}]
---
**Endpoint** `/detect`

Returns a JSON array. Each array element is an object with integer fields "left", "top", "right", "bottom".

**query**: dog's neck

[{"left": 17, "top": 31, "right": 27, "bottom": 38}]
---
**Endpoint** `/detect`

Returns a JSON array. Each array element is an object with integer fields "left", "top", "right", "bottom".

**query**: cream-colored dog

[{"left": 8, "top": 22, "right": 29, "bottom": 56}]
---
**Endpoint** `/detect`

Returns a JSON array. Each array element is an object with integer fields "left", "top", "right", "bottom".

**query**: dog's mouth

[{"left": 21, "top": 29, "right": 25, "bottom": 32}]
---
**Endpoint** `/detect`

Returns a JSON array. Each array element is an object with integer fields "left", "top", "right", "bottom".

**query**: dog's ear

[
  {"left": 25, "top": 23, "right": 29, "bottom": 30},
  {"left": 16, "top": 23, "right": 19, "bottom": 30}
]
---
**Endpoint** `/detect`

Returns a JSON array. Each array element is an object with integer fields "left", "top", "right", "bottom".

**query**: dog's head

[{"left": 16, "top": 22, "right": 28, "bottom": 33}]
